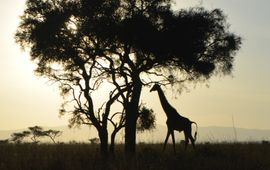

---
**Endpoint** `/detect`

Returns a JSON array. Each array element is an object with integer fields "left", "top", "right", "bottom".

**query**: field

[{"left": 0, "top": 143, "right": 270, "bottom": 170}]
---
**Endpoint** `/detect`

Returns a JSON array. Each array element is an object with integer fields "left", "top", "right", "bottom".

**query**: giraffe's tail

[{"left": 191, "top": 121, "right": 198, "bottom": 141}]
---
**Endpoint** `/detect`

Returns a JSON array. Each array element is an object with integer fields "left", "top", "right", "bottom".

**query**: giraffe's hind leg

[
  {"left": 185, "top": 125, "right": 196, "bottom": 149},
  {"left": 171, "top": 130, "right": 176, "bottom": 154},
  {"left": 190, "top": 133, "right": 196, "bottom": 149},
  {"left": 184, "top": 131, "right": 189, "bottom": 150},
  {"left": 189, "top": 134, "right": 195, "bottom": 149},
  {"left": 189, "top": 125, "right": 196, "bottom": 149}
]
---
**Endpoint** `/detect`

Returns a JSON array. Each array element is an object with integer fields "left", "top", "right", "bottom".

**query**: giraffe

[{"left": 150, "top": 84, "right": 198, "bottom": 153}]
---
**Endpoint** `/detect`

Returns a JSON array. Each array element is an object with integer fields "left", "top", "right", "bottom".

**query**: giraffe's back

[{"left": 166, "top": 116, "right": 191, "bottom": 131}]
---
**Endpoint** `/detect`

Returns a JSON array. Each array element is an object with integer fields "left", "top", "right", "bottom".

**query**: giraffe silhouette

[{"left": 150, "top": 84, "right": 198, "bottom": 153}]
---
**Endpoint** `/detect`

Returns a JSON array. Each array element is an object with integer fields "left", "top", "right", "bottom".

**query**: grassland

[{"left": 0, "top": 142, "right": 269, "bottom": 170}]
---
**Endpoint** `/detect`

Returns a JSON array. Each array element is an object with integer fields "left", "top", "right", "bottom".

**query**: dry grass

[{"left": 0, "top": 142, "right": 269, "bottom": 170}]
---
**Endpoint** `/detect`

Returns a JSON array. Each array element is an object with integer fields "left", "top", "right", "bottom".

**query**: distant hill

[
  {"left": 137, "top": 125, "right": 270, "bottom": 143},
  {"left": 1, "top": 125, "right": 270, "bottom": 143}
]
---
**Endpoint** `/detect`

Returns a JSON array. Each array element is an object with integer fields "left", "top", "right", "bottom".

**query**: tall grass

[{"left": 0, "top": 142, "right": 269, "bottom": 170}]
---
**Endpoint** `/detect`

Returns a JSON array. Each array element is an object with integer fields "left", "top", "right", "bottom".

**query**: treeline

[{"left": 0, "top": 126, "right": 62, "bottom": 144}]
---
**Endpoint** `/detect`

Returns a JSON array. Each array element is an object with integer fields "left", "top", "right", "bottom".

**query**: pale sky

[{"left": 0, "top": 0, "right": 269, "bottom": 131}]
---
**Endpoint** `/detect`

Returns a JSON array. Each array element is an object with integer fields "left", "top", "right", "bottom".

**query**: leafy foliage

[
  {"left": 137, "top": 105, "right": 156, "bottom": 132},
  {"left": 15, "top": 0, "right": 241, "bottom": 86}
]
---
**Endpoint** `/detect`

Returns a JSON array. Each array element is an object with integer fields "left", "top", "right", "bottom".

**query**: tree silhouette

[
  {"left": 137, "top": 105, "right": 156, "bottom": 132},
  {"left": 0, "top": 139, "right": 9, "bottom": 144},
  {"left": 10, "top": 131, "right": 30, "bottom": 144},
  {"left": 15, "top": 0, "right": 241, "bottom": 154},
  {"left": 43, "top": 129, "right": 62, "bottom": 144},
  {"left": 89, "top": 137, "right": 100, "bottom": 144},
  {"left": 108, "top": 104, "right": 155, "bottom": 153},
  {"left": 10, "top": 126, "right": 62, "bottom": 144},
  {"left": 28, "top": 126, "right": 44, "bottom": 143},
  {"left": 108, "top": 109, "right": 126, "bottom": 153}
]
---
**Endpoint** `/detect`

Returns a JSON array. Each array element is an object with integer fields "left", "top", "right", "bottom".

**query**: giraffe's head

[{"left": 150, "top": 84, "right": 160, "bottom": 92}]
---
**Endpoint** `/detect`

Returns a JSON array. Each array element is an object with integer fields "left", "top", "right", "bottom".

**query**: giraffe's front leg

[{"left": 163, "top": 129, "right": 171, "bottom": 152}]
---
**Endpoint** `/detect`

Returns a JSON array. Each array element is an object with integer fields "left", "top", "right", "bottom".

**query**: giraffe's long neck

[{"left": 156, "top": 87, "right": 179, "bottom": 118}]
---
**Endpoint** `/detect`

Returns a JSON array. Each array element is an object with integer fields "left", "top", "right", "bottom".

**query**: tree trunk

[
  {"left": 48, "top": 136, "right": 56, "bottom": 144},
  {"left": 98, "top": 129, "right": 108, "bottom": 156},
  {"left": 110, "top": 125, "right": 124, "bottom": 154},
  {"left": 125, "top": 110, "right": 137, "bottom": 154},
  {"left": 124, "top": 81, "right": 142, "bottom": 154},
  {"left": 110, "top": 130, "right": 117, "bottom": 154}
]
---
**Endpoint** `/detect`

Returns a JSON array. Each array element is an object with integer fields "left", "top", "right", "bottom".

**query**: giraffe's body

[{"left": 150, "top": 84, "right": 198, "bottom": 153}]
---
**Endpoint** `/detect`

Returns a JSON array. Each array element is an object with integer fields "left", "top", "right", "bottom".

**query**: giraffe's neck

[{"left": 156, "top": 87, "right": 179, "bottom": 118}]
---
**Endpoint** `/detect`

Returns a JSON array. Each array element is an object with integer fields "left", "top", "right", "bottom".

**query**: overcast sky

[{"left": 0, "top": 0, "right": 269, "bottom": 130}]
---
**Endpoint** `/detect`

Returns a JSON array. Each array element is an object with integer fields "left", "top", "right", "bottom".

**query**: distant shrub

[
  {"left": 262, "top": 140, "right": 269, "bottom": 145},
  {"left": 137, "top": 105, "right": 156, "bottom": 132}
]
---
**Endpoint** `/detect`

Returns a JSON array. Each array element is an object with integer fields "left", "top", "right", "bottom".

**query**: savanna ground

[{"left": 0, "top": 142, "right": 269, "bottom": 170}]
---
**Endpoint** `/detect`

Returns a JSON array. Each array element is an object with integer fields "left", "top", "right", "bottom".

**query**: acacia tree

[
  {"left": 16, "top": 0, "right": 241, "bottom": 154},
  {"left": 107, "top": 1, "right": 242, "bottom": 153},
  {"left": 16, "top": 0, "right": 126, "bottom": 155},
  {"left": 10, "top": 126, "right": 62, "bottom": 144},
  {"left": 28, "top": 126, "right": 44, "bottom": 143},
  {"left": 10, "top": 131, "right": 30, "bottom": 144},
  {"left": 43, "top": 129, "right": 62, "bottom": 143}
]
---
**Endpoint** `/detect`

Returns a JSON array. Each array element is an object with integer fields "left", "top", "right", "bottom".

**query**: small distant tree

[
  {"left": 0, "top": 139, "right": 9, "bottom": 144},
  {"left": 137, "top": 105, "right": 156, "bottom": 132},
  {"left": 10, "top": 126, "right": 62, "bottom": 144},
  {"left": 28, "top": 126, "right": 44, "bottom": 143},
  {"left": 10, "top": 131, "right": 30, "bottom": 143},
  {"left": 89, "top": 137, "right": 100, "bottom": 144},
  {"left": 28, "top": 126, "right": 62, "bottom": 143},
  {"left": 43, "top": 129, "right": 62, "bottom": 144}
]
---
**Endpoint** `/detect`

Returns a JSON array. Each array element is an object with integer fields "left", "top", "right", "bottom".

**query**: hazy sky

[{"left": 0, "top": 0, "right": 269, "bottom": 131}]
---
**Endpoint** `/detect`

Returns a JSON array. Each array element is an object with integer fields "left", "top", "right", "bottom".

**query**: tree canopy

[{"left": 16, "top": 0, "right": 241, "bottom": 80}]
